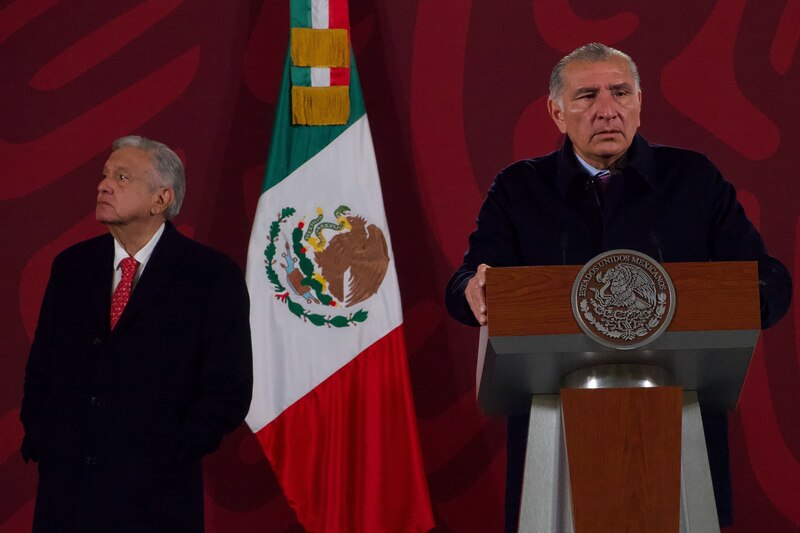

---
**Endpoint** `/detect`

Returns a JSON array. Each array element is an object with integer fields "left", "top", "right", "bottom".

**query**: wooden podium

[{"left": 478, "top": 262, "right": 760, "bottom": 532}]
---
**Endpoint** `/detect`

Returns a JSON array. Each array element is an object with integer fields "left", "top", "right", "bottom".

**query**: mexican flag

[{"left": 244, "top": 6, "right": 434, "bottom": 532}]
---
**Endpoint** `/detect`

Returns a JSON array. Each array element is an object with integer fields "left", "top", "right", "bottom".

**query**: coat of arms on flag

[{"left": 263, "top": 205, "right": 390, "bottom": 327}]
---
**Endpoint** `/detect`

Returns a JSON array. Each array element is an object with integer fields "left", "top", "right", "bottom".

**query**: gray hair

[
  {"left": 549, "top": 43, "right": 640, "bottom": 108},
  {"left": 111, "top": 135, "right": 185, "bottom": 220}
]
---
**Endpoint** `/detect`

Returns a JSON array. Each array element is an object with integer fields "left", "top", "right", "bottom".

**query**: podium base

[
  {"left": 517, "top": 391, "right": 719, "bottom": 532},
  {"left": 680, "top": 392, "right": 721, "bottom": 532}
]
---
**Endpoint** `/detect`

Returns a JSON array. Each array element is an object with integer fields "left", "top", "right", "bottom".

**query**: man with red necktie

[{"left": 21, "top": 135, "right": 253, "bottom": 532}]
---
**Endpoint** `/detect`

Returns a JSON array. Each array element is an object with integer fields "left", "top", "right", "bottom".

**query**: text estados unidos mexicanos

[{"left": 577, "top": 255, "right": 666, "bottom": 298}]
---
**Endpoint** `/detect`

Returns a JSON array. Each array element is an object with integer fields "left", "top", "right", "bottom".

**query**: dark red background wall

[{"left": 2, "top": 1, "right": 798, "bottom": 531}]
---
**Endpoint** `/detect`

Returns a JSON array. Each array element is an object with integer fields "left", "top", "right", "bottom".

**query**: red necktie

[{"left": 110, "top": 257, "right": 139, "bottom": 329}]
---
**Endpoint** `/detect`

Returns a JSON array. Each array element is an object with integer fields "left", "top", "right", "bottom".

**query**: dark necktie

[
  {"left": 595, "top": 170, "right": 612, "bottom": 194},
  {"left": 110, "top": 257, "right": 139, "bottom": 329},
  {"left": 591, "top": 170, "right": 612, "bottom": 208}
]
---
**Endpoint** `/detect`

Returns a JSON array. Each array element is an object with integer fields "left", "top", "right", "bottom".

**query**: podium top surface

[
  {"left": 477, "top": 261, "right": 760, "bottom": 414},
  {"left": 485, "top": 261, "right": 759, "bottom": 338}
]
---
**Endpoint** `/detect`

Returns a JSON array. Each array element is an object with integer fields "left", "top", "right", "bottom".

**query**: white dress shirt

[{"left": 111, "top": 223, "right": 165, "bottom": 293}]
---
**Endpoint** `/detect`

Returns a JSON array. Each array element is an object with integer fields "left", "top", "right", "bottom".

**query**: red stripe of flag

[
  {"left": 328, "top": 0, "right": 349, "bottom": 30},
  {"left": 330, "top": 67, "right": 350, "bottom": 86},
  {"left": 255, "top": 325, "right": 434, "bottom": 532}
]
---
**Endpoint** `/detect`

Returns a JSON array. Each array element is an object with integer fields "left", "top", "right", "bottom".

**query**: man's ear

[
  {"left": 637, "top": 90, "right": 643, "bottom": 127},
  {"left": 151, "top": 188, "right": 174, "bottom": 216},
  {"left": 548, "top": 98, "right": 568, "bottom": 134}
]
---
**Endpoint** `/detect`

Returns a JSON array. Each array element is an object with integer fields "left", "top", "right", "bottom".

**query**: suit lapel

[
  {"left": 86, "top": 234, "right": 115, "bottom": 331},
  {"left": 112, "top": 223, "right": 186, "bottom": 333}
]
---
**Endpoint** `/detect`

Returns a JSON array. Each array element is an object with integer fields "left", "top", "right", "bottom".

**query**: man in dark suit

[
  {"left": 446, "top": 43, "right": 791, "bottom": 531},
  {"left": 21, "top": 135, "right": 253, "bottom": 532}
]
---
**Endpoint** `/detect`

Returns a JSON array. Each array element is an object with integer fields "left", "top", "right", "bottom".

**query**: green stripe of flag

[
  {"left": 262, "top": 50, "right": 365, "bottom": 193},
  {"left": 290, "top": 0, "right": 312, "bottom": 28},
  {"left": 291, "top": 65, "right": 311, "bottom": 86}
]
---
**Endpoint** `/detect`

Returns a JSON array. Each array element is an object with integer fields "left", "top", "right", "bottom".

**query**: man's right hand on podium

[{"left": 466, "top": 263, "right": 491, "bottom": 325}]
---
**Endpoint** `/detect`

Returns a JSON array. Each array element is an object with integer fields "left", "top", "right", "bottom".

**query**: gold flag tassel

[
  {"left": 291, "top": 28, "right": 350, "bottom": 67},
  {"left": 292, "top": 86, "right": 350, "bottom": 125}
]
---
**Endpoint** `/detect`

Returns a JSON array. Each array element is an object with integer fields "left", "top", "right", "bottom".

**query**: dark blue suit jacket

[
  {"left": 21, "top": 222, "right": 253, "bottom": 532},
  {"left": 446, "top": 134, "right": 792, "bottom": 530}
]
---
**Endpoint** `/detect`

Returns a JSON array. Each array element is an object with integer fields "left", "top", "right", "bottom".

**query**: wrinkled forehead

[
  {"left": 103, "top": 146, "right": 155, "bottom": 174},
  {"left": 563, "top": 57, "right": 636, "bottom": 90}
]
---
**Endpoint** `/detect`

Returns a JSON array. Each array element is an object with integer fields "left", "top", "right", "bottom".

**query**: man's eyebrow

[
  {"left": 105, "top": 165, "right": 131, "bottom": 174},
  {"left": 608, "top": 82, "right": 634, "bottom": 91},
  {"left": 573, "top": 86, "right": 599, "bottom": 96}
]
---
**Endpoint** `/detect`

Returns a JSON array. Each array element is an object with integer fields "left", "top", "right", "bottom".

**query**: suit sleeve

[
  {"left": 175, "top": 259, "right": 253, "bottom": 463},
  {"left": 20, "top": 256, "right": 63, "bottom": 462},
  {"left": 706, "top": 162, "right": 792, "bottom": 328},
  {"left": 445, "top": 171, "right": 522, "bottom": 326}
]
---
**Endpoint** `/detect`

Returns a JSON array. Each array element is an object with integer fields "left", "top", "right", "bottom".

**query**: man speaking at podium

[{"left": 445, "top": 43, "right": 791, "bottom": 531}]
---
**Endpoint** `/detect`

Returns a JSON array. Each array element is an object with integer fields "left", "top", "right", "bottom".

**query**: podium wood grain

[
  {"left": 485, "top": 261, "right": 759, "bottom": 337},
  {"left": 562, "top": 387, "right": 683, "bottom": 532}
]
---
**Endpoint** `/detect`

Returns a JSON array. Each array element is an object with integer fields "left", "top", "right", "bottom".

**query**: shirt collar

[
  {"left": 555, "top": 133, "right": 658, "bottom": 198},
  {"left": 113, "top": 223, "right": 165, "bottom": 272},
  {"left": 574, "top": 152, "right": 605, "bottom": 176}
]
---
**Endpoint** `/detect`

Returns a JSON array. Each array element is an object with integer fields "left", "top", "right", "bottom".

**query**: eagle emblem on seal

[
  {"left": 592, "top": 263, "right": 657, "bottom": 311},
  {"left": 572, "top": 250, "right": 675, "bottom": 349},
  {"left": 263, "top": 206, "right": 390, "bottom": 327}
]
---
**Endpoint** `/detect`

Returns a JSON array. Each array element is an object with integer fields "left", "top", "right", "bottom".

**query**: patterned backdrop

[{"left": 1, "top": 0, "right": 798, "bottom": 531}]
